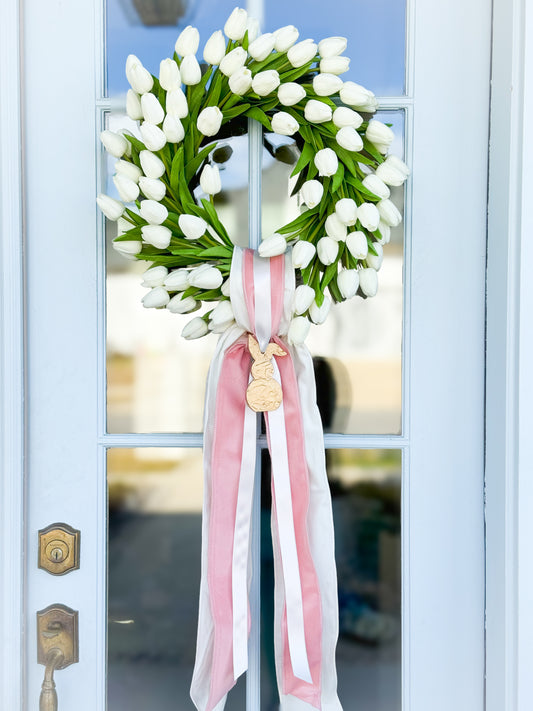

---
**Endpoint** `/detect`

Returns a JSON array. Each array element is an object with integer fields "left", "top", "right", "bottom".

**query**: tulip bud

[
  {"left": 362, "top": 173, "right": 390, "bottom": 199},
  {"left": 229, "top": 66, "right": 253, "bottom": 95},
  {"left": 304, "top": 99, "right": 332, "bottom": 123},
  {"left": 288, "top": 316, "right": 311, "bottom": 345},
  {"left": 180, "top": 54, "right": 201, "bottom": 85},
  {"left": 203, "top": 30, "right": 226, "bottom": 65},
  {"left": 97, "top": 194, "right": 124, "bottom": 221},
  {"left": 126, "top": 90, "right": 143, "bottom": 120},
  {"left": 141, "top": 265, "right": 168, "bottom": 287},
  {"left": 293, "top": 284, "right": 316, "bottom": 315},
  {"left": 164, "top": 269, "right": 189, "bottom": 290},
  {"left": 175, "top": 25, "right": 200, "bottom": 56},
  {"left": 224, "top": 7, "right": 248, "bottom": 41},
  {"left": 336, "top": 126, "right": 363, "bottom": 152},
  {"left": 166, "top": 88, "right": 188, "bottom": 119},
  {"left": 179, "top": 214, "right": 207, "bottom": 239},
  {"left": 163, "top": 114, "right": 185, "bottom": 143},
  {"left": 167, "top": 294, "right": 198, "bottom": 314},
  {"left": 377, "top": 222, "right": 391, "bottom": 244},
  {"left": 258, "top": 233, "right": 287, "bottom": 257},
  {"left": 274, "top": 25, "right": 300, "bottom": 52},
  {"left": 385, "top": 154, "right": 410, "bottom": 177},
  {"left": 140, "top": 122, "right": 167, "bottom": 151},
  {"left": 141, "top": 225, "right": 172, "bottom": 249},
  {"left": 248, "top": 33, "right": 276, "bottom": 61},
  {"left": 221, "top": 278, "right": 231, "bottom": 297},
  {"left": 246, "top": 17, "right": 260, "bottom": 42},
  {"left": 290, "top": 246, "right": 315, "bottom": 276},
  {"left": 332, "top": 106, "right": 363, "bottom": 129},
  {"left": 359, "top": 267, "right": 378, "bottom": 297},
  {"left": 271, "top": 111, "right": 299, "bottom": 136},
  {"left": 197, "top": 106, "right": 223, "bottom": 136},
  {"left": 300, "top": 180, "right": 323, "bottom": 208},
  {"left": 112, "top": 239, "right": 142, "bottom": 260},
  {"left": 113, "top": 174, "right": 140, "bottom": 202},
  {"left": 375, "top": 156, "right": 409, "bottom": 186},
  {"left": 126, "top": 55, "right": 154, "bottom": 94},
  {"left": 339, "top": 81, "right": 378, "bottom": 112},
  {"left": 139, "top": 150, "right": 166, "bottom": 179},
  {"left": 159, "top": 58, "right": 181, "bottom": 90},
  {"left": 141, "top": 93, "right": 165, "bottom": 125},
  {"left": 140, "top": 199, "right": 168, "bottom": 225},
  {"left": 189, "top": 265, "right": 223, "bottom": 289},
  {"left": 377, "top": 198, "right": 402, "bottom": 227},
  {"left": 317, "top": 236, "right": 338, "bottom": 265},
  {"left": 309, "top": 295, "right": 331, "bottom": 324},
  {"left": 287, "top": 39, "right": 318, "bottom": 68},
  {"left": 325, "top": 213, "right": 347, "bottom": 241},
  {"left": 100, "top": 130, "right": 128, "bottom": 158},
  {"left": 346, "top": 230, "right": 368, "bottom": 259},
  {"left": 318, "top": 36, "right": 347, "bottom": 58},
  {"left": 335, "top": 198, "right": 358, "bottom": 226},
  {"left": 366, "top": 119, "right": 394, "bottom": 151},
  {"left": 278, "top": 82, "right": 306, "bottom": 106},
  {"left": 200, "top": 164, "right": 222, "bottom": 195},
  {"left": 337, "top": 269, "right": 359, "bottom": 299},
  {"left": 115, "top": 159, "right": 142, "bottom": 183},
  {"left": 252, "top": 70, "right": 280, "bottom": 96},
  {"left": 366, "top": 242, "right": 384, "bottom": 270},
  {"left": 182, "top": 316, "right": 209, "bottom": 340},
  {"left": 139, "top": 176, "right": 166, "bottom": 201},
  {"left": 319, "top": 56, "right": 350, "bottom": 75},
  {"left": 209, "top": 300, "right": 235, "bottom": 328},
  {"left": 357, "top": 202, "right": 380, "bottom": 232},
  {"left": 220, "top": 47, "right": 247, "bottom": 77},
  {"left": 313, "top": 73, "right": 343, "bottom": 96},
  {"left": 314, "top": 147, "right": 338, "bottom": 176},
  {"left": 142, "top": 286, "right": 170, "bottom": 308}
]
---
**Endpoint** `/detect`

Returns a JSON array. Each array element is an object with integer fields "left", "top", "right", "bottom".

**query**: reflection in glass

[
  {"left": 107, "top": 448, "right": 246, "bottom": 710},
  {"left": 260, "top": 449, "right": 401, "bottom": 710}
]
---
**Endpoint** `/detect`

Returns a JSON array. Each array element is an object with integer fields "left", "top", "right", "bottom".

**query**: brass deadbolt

[{"left": 38, "top": 523, "right": 80, "bottom": 575}]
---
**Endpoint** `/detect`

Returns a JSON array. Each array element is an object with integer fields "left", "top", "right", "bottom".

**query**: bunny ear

[
  {"left": 265, "top": 343, "right": 287, "bottom": 359},
  {"left": 248, "top": 333, "right": 262, "bottom": 360}
]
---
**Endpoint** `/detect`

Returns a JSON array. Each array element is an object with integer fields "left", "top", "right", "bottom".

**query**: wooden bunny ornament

[{"left": 246, "top": 334, "right": 287, "bottom": 412}]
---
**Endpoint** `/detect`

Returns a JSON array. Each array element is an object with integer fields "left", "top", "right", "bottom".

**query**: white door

[{"left": 18, "top": 0, "right": 489, "bottom": 709}]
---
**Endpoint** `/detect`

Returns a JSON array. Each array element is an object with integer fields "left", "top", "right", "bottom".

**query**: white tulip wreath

[{"left": 97, "top": 6, "right": 410, "bottom": 343}]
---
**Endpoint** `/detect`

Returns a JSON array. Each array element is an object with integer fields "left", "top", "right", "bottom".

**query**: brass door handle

[
  {"left": 37, "top": 605, "right": 79, "bottom": 711},
  {"left": 39, "top": 648, "right": 64, "bottom": 711}
]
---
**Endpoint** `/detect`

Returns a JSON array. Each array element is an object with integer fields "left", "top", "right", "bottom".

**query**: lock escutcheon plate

[
  {"left": 38, "top": 523, "right": 80, "bottom": 575},
  {"left": 37, "top": 604, "right": 79, "bottom": 669}
]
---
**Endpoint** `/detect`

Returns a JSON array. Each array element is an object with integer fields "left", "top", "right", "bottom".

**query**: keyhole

[{"left": 50, "top": 547, "right": 64, "bottom": 562}]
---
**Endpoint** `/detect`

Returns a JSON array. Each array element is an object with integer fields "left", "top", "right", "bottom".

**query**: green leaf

[
  {"left": 290, "top": 141, "right": 315, "bottom": 178},
  {"left": 223, "top": 103, "right": 251, "bottom": 120},
  {"left": 245, "top": 106, "right": 272, "bottom": 131},
  {"left": 185, "top": 142, "right": 217, "bottom": 182},
  {"left": 197, "top": 245, "right": 233, "bottom": 258},
  {"left": 276, "top": 208, "right": 316, "bottom": 235},
  {"left": 201, "top": 198, "right": 232, "bottom": 245},
  {"left": 331, "top": 161, "right": 345, "bottom": 192},
  {"left": 320, "top": 261, "right": 338, "bottom": 293},
  {"left": 170, "top": 147, "right": 184, "bottom": 195},
  {"left": 328, "top": 277, "right": 343, "bottom": 303}
]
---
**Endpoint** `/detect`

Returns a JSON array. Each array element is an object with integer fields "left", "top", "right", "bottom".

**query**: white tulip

[
  {"left": 140, "top": 199, "right": 168, "bottom": 225},
  {"left": 332, "top": 106, "right": 363, "bottom": 129},
  {"left": 366, "top": 119, "right": 394, "bottom": 150},
  {"left": 126, "top": 55, "right": 154, "bottom": 94},
  {"left": 325, "top": 213, "right": 347, "bottom": 241},
  {"left": 335, "top": 198, "right": 358, "bottom": 226},
  {"left": 164, "top": 269, "right": 189, "bottom": 290},
  {"left": 314, "top": 147, "right": 338, "bottom": 176},
  {"left": 142, "top": 286, "right": 170, "bottom": 308},
  {"left": 248, "top": 33, "right": 276, "bottom": 61},
  {"left": 180, "top": 54, "right": 201, "bottom": 85},
  {"left": 219, "top": 47, "right": 247, "bottom": 77},
  {"left": 320, "top": 56, "right": 350, "bottom": 75},
  {"left": 377, "top": 222, "right": 391, "bottom": 244},
  {"left": 117, "top": 217, "right": 134, "bottom": 236},
  {"left": 304, "top": 99, "right": 332, "bottom": 123},
  {"left": 366, "top": 242, "right": 384, "bottom": 270},
  {"left": 258, "top": 233, "right": 287, "bottom": 257},
  {"left": 337, "top": 269, "right": 360, "bottom": 299},
  {"left": 287, "top": 316, "right": 311, "bottom": 345},
  {"left": 293, "top": 284, "right": 316, "bottom": 314},
  {"left": 97, "top": 194, "right": 124, "bottom": 221},
  {"left": 197, "top": 106, "right": 223, "bottom": 136},
  {"left": 100, "top": 130, "right": 128, "bottom": 158},
  {"left": 274, "top": 25, "right": 299, "bottom": 52},
  {"left": 346, "top": 230, "right": 368, "bottom": 259},
  {"left": 221, "top": 278, "right": 231, "bottom": 297},
  {"left": 112, "top": 239, "right": 142, "bottom": 259},
  {"left": 200, "top": 164, "right": 222, "bottom": 195},
  {"left": 140, "top": 122, "right": 167, "bottom": 151},
  {"left": 139, "top": 176, "right": 166, "bottom": 201},
  {"left": 139, "top": 150, "right": 166, "bottom": 179},
  {"left": 182, "top": 317, "right": 209, "bottom": 340},
  {"left": 167, "top": 294, "right": 198, "bottom": 314},
  {"left": 339, "top": 81, "right": 378, "bottom": 112},
  {"left": 179, "top": 214, "right": 207, "bottom": 239},
  {"left": 141, "top": 265, "right": 168, "bottom": 287},
  {"left": 126, "top": 90, "right": 143, "bottom": 120},
  {"left": 292, "top": 240, "right": 316, "bottom": 269},
  {"left": 359, "top": 267, "right": 378, "bottom": 297},
  {"left": 300, "top": 180, "right": 323, "bottom": 208},
  {"left": 141, "top": 93, "right": 165, "bottom": 125},
  {"left": 203, "top": 30, "right": 226, "bottom": 65},
  {"left": 141, "top": 225, "right": 172, "bottom": 249},
  {"left": 357, "top": 202, "right": 380, "bottom": 231},
  {"left": 166, "top": 88, "right": 188, "bottom": 119},
  {"left": 362, "top": 173, "right": 390, "bottom": 199},
  {"left": 113, "top": 174, "right": 139, "bottom": 202},
  {"left": 224, "top": 7, "right": 248, "bottom": 41},
  {"left": 309, "top": 295, "right": 331, "bottom": 324},
  {"left": 159, "top": 58, "right": 181, "bottom": 90},
  {"left": 317, "top": 236, "right": 338, "bottom": 265},
  {"left": 115, "top": 159, "right": 142, "bottom": 182},
  {"left": 189, "top": 265, "right": 223, "bottom": 289},
  {"left": 252, "top": 70, "right": 280, "bottom": 96},
  {"left": 209, "top": 320, "right": 234, "bottom": 333},
  {"left": 175, "top": 25, "right": 200, "bottom": 56},
  {"left": 278, "top": 82, "right": 306, "bottom": 106},
  {"left": 377, "top": 198, "right": 402, "bottom": 227},
  {"left": 287, "top": 39, "right": 318, "bottom": 68},
  {"left": 209, "top": 300, "right": 235, "bottom": 327},
  {"left": 229, "top": 66, "right": 253, "bottom": 95},
  {"left": 318, "top": 36, "right": 347, "bottom": 58},
  {"left": 336, "top": 126, "right": 363, "bottom": 152},
  {"left": 313, "top": 73, "right": 343, "bottom": 96},
  {"left": 385, "top": 154, "right": 410, "bottom": 177},
  {"left": 271, "top": 111, "right": 299, "bottom": 136},
  {"left": 163, "top": 114, "right": 185, "bottom": 143},
  {"left": 375, "top": 156, "right": 409, "bottom": 186}
]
